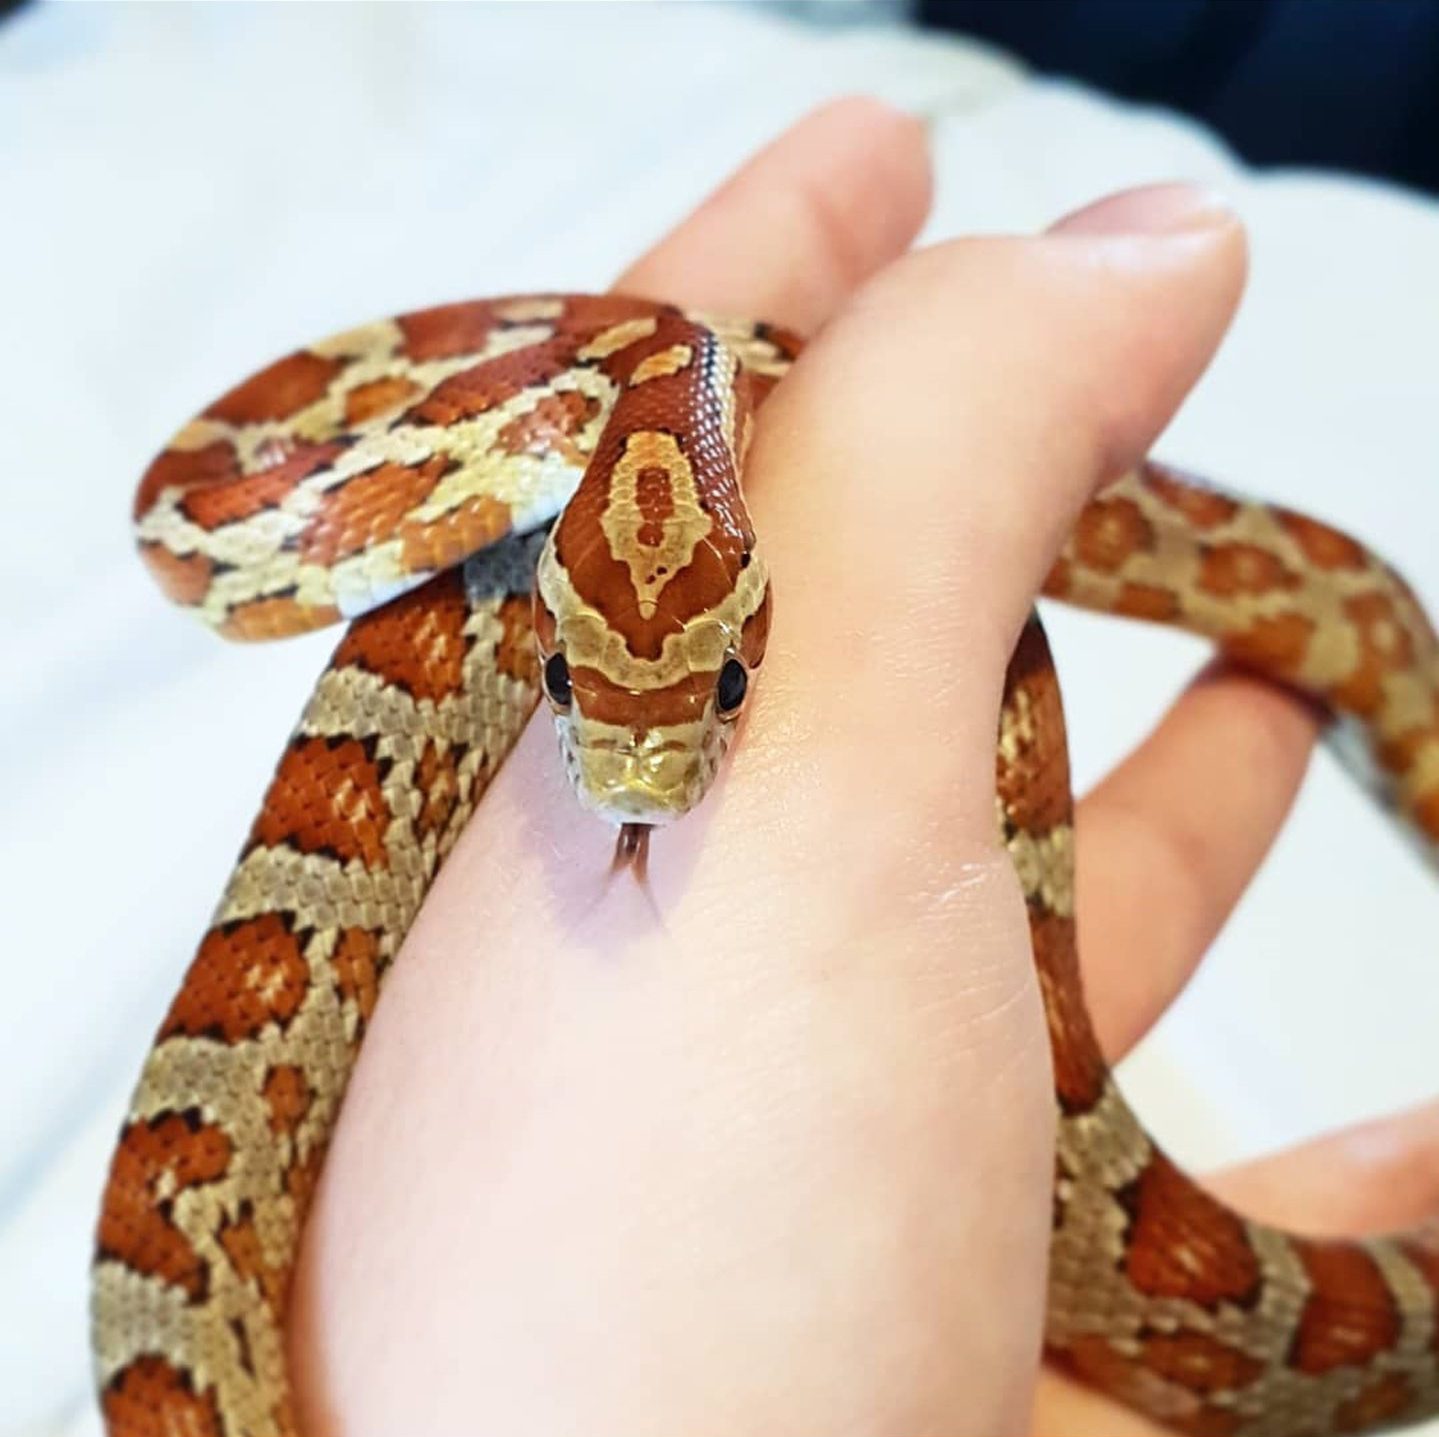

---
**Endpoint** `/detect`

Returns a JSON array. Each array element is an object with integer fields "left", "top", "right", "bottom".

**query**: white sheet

[{"left": 2, "top": 5, "right": 1435, "bottom": 1432}]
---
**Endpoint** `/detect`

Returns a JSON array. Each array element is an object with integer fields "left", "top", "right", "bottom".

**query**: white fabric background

[{"left": 2, "top": 4, "right": 1436, "bottom": 1433}]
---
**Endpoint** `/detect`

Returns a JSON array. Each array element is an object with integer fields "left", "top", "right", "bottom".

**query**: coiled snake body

[{"left": 94, "top": 295, "right": 1439, "bottom": 1436}]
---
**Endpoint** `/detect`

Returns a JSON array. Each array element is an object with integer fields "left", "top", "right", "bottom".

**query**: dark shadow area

[{"left": 919, "top": 0, "right": 1439, "bottom": 194}]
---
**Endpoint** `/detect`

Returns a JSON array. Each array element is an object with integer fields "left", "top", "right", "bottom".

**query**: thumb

[{"left": 742, "top": 183, "right": 1246, "bottom": 839}]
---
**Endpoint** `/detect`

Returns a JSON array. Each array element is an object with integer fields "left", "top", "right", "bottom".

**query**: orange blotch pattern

[
  {"left": 1417, "top": 787, "right": 1439, "bottom": 845},
  {"left": 997, "top": 625, "right": 1072, "bottom": 833},
  {"left": 494, "top": 593, "right": 539, "bottom": 686},
  {"left": 414, "top": 740, "right": 462, "bottom": 845},
  {"left": 1121, "top": 1155, "right": 1261, "bottom": 1308},
  {"left": 221, "top": 596, "right": 342, "bottom": 642},
  {"left": 496, "top": 389, "right": 600, "bottom": 466},
  {"left": 397, "top": 301, "right": 504, "bottom": 361},
  {"left": 179, "top": 441, "right": 349, "bottom": 531},
  {"left": 1139, "top": 1330, "right": 1266, "bottom": 1395},
  {"left": 1336, "top": 1373, "right": 1416, "bottom": 1433},
  {"left": 160, "top": 915, "right": 310, "bottom": 1043},
  {"left": 332, "top": 573, "right": 471, "bottom": 702},
  {"left": 261, "top": 1064, "right": 311, "bottom": 1138},
  {"left": 98, "top": 1113, "right": 233, "bottom": 1300},
  {"left": 343, "top": 374, "right": 419, "bottom": 426},
  {"left": 102, "top": 1356, "right": 223, "bottom": 1437},
  {"left": 1276, "top": 507, "right": 1369, "bottom": 571},
  {"left": 405, "top": 340, "right": 577, "bottom": 427},
  {"left": 398, "top": 491, "right": 513, "bottom": 574},
  {"left": 134, "top": 439, "right": 239, "bottom": 518},
  {"left": 1142, "top": 466, "right": 1241, "bottom": 529},
  {"left": 1222, "top": 612, "right": 1316, "bottom": 676},
  {"left": 1329, "top": 590, "right": 1414, "bottom": 717},
  {"left": 205, "top": 350, "right": 346, "bottom": 426},
  {"left": 251, "top": 737, "right": 390, "bottom": 868},
  {"left": 1115, "top": 581, "right": 1181, "bottom": 622},
  {"left": 1072, "top": 497, "right": 1155, "bottom": 573},
  {"left": 139, "top": 543, "right": 214, "bottom": 608},
  {"left": 740, "top": 585, "right": 771, "bottom": 672},
  {"left": 1197, "top": 543, "right": 1300, "bottom": 599},
  {"left": 1034, "top": 912, "right": 1106, "bottom": 1114},
  {"left": 1290, "top": 1240, "right": 1400, "bottom": 1375},
  {"left": 1057, "top": 1337, "right": 1242, "bottom": 1437},
  {"left": 331, "top": 927, "right": 382, "bottom": 1026},
  {"left": 296, "top": 454, "right": 450, "bottom": 569},
  {"left": 217, "top": 1203, "right": 288, "bottom": 1320}
]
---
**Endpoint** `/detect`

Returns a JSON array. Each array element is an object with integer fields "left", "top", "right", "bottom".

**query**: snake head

[{"left": 533, "top": 531, "right": 770, "bottom": 827}]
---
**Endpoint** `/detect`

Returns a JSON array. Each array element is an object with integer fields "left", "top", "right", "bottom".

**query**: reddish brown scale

[
  {"left": 97, "top": 1113, "right": 233, "bottom": 1300},
  {"left": 1144, "top": 463, "right": 1242, "bottom": 529},
  {"left": 343, "top": 374, "right": 420, "bottom": 426},
  {"left": 249, "top": 736, "right": 390, "bottom": 868},
  {"left": 1115, "top": 580, "right": 1181, "bottom": 621},
  {"left": 134, "top": 438, "right": 239, "bottom": 519},
  {"left": 403, "top": 335, "right": 592, "bottom": 428},
  {"left": 1057, "top": 1337, "right": 1248, "bottom": 1437},
  {"left": 330, "top": 572, "right": 472, "bottom": 702},
  {"left": 397, "top": 491, "right": 514, "bottom": 573},
  {"left": 1120, "top": 1155, "right": 1262, "bottom": 1309},
  {"left": 1071, "top": 494, "right": 1156, "bottom": 572},
  {"left": 414, "top": 740, "right": 463, "bottom": 843},
  {"left": 1329, "top": 589, "right": 1415, "bottom": 717},
  {"left": 1198, "top": 542, "right": 1302, "bottom": 599},
  {"left": 205, "top": 351, "right": 346, "bottom": 426},
  {"left": 739, "top": 586, "right": 772, "bottom": 671},
  {"left": 159, "top": 915, "right": 309, "bottom": 1043},
  {"left": 261, "top": 1065, "right": 311, "bottom": 1138},
  {"left": 292, "top": 454, "right": 451, "bottom": 568},
  {"left": 1275, "top": 507, "right": 1370, "bottom": 571},
  {"left": 330, "top": 927, "right": 383, "bottom": 1028},
  {"left": 139, "top": 543, "right": 214, "bottom": 608},
  {"left": 566, "top": 663, "right": 728, "bottom": 729},
  {"left": 493, "top": 593, "right": 539, "bottom": 685},
  {"left": 1337, "top": 1375, "right": 1418, "bottom": 1433},
  {"left": 396, "top": 299, "right": 511, "bottom": 360},
  {"left": 497, "top": 389, "right": 603, "bottom": 467},
  {"left": 217, "top": 1203, "right": 289, "bottom": 1321},
  {"left": 1222, "top": 611, "right": 1317, "bottom": 676},
  {"left": 220, "top": 596, "right": 342, "bottom": 643},
  {"left": 1000, "top": 629, "right": 1113, "bottom": 1117},
  {"left": 550, "top": 317, "right": 756, "bottom": 667},
  {"left": 1289, "top": 1242, "right": 1401, "bottom": 1375},
  {"left": 1033, "top": 913, "right": 1108, "bottom": 1113},
  {"left": 102, "top": 1356, "right": 225, "bottom": 1437},
  {"left": 178, "top": 442, "right": 349, "bottom": 531}
]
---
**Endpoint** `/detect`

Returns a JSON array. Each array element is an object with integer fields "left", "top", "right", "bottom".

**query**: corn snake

[{"left": 92, "top": 294, "right": 1439, "bottom": 1436}]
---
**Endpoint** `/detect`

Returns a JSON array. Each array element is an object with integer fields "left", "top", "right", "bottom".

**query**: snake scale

[{"left": 92, "top": 294, "right": 1439, "bottom": 1436}]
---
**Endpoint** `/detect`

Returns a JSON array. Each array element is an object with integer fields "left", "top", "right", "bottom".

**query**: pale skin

[{"left": 290, "top": 99, "right": 1439, "bottom": 1436}]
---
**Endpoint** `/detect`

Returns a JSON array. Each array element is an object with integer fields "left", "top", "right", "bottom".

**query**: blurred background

[{"left": 2, "top": 3, "right": 1436, "bottom": 1434}]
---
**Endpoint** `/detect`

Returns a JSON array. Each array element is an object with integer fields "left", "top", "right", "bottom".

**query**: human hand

[{"left": 284, "top": 97, "right": 1372, "bottom": 1437}]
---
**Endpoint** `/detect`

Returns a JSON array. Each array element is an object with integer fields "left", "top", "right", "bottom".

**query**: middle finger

[{"left": 1074, "top": 660, "right": 1321, "bottom": 1060}]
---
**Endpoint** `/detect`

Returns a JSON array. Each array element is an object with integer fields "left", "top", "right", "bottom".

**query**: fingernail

[{"left": 1049, "top": 182, "right": 1236, "bottom": 238}]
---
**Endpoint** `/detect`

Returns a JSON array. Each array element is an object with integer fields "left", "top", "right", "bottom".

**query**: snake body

[{"left": 93, "top": 296, "right": 1439, "bottom": 1436}]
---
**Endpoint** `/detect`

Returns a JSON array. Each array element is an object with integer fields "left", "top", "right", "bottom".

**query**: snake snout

[{"left": 570, "top": 737, "right": 701, "bottom": 826}]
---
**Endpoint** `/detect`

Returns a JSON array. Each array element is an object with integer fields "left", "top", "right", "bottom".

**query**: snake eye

[
  {"left": 716, "top": 657, "right": 748, "bottom": 717},
  {"left": 543, "top": 652, "right": 572, "bottom": 709}
]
